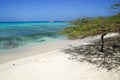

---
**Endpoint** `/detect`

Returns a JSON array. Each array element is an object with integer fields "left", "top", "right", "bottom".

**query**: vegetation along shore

[{"left": 62, "top": 3, "right": 120, "bottom": 70}]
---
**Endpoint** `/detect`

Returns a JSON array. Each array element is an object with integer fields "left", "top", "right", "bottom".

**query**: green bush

[{"left": 62, "top": 13, "right": 120, "bottom": 39}]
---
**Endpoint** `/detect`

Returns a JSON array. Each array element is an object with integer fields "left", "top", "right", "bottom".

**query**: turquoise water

[{"left": 0, "top": 21, "right": 70, "bottom": 49}]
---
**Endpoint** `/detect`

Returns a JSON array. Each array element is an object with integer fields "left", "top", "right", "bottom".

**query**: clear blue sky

[{"left": 0, "top": 0, "right": 119, "bottom": 21}]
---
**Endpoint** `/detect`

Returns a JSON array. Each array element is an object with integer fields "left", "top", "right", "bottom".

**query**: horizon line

[{"left": 0, "top": 21, "right": 71, "bottom": 23}]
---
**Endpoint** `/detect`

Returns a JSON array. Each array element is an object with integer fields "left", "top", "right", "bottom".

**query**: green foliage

[
  {"left": 111, "top": 3, "right": 120, "bottom": 13},
  {"left": 62, "top": 14, "right": 120, "bottom": 39},
  {"left": 111, "top": 3, "right": 120, "bottom": 9}
]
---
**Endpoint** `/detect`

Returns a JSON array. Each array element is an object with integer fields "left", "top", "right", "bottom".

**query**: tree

[
  {"left": 62, "top": 3, "right": 120, "bottom": 52},
  {"left": 62, "top": 14, "right": 120, "bottom": 52},
  {"left": 111, "top": 3, "right": 120, "bottom": 11}
]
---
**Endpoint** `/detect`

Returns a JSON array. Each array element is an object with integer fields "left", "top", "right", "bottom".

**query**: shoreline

[
  {"left": 0, "top": 39, "right": 80, "bottom": 64},
  {"left": 0, "top": 33, "right": 119, "bottom": 64}
]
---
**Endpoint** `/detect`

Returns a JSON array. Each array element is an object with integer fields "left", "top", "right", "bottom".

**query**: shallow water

[{"left": 0, "top": 21, "right": 70, "bottom": 49}]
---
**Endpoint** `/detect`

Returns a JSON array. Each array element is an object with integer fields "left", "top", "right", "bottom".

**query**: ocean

[{"left": 0, "top": 21, "right": 70, "bottom": 49}]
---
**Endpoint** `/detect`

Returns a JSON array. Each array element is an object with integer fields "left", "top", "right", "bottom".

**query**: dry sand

[{"left": 0, "top": 33, "right": 120, "bottom": 80}]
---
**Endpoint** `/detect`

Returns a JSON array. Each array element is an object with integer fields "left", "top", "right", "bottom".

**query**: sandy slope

[{"left": 0, "top": 33, "right": 120, "bottom": 80}]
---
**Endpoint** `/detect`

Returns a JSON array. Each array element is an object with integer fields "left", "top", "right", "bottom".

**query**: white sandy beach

[{"left": 0, "top": 33, "right": 120, "bottom": 80}]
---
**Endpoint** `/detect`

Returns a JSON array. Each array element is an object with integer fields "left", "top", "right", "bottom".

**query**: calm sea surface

[{"left": 0, "top": 21, "right": 70, "bottom": 49}]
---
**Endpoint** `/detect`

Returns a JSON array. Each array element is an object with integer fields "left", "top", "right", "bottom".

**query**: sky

[{"left": 0, "top": 0, "right": 120, "bottom": 21}]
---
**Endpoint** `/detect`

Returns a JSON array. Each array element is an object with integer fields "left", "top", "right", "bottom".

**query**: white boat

[{"left": 49, "top": 20, "right": 54, "bottom": 22}]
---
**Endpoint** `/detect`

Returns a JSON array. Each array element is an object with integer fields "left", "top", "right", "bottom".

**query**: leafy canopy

[{"left": 62, "top": 13, "right": 120, "bottom": 39}]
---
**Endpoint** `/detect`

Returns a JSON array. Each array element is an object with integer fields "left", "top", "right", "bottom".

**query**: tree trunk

[
  {"left": 100, "top": 33, "right": 106, "bottom": 62},
  {"left": 100, "top": 33, "right": 106, "bottom": 52}
]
